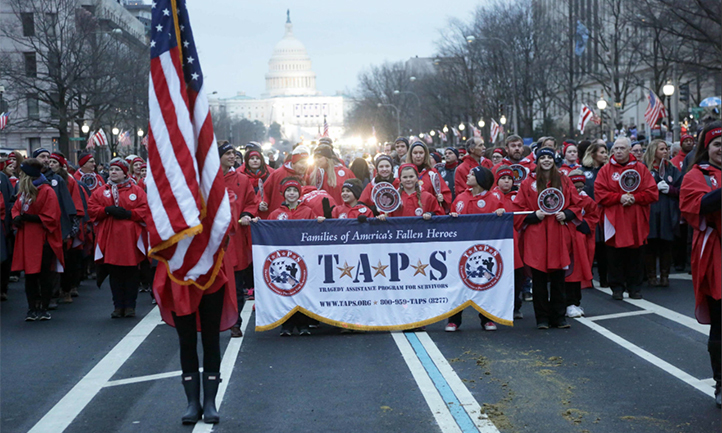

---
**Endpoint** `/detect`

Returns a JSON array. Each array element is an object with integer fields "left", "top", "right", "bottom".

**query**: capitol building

[{"left": 210, "top": 11, "right": 350, "bottom": 143}]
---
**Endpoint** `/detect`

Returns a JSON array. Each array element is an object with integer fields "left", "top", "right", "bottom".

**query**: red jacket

[
  {"left": 492, "top": 186, "right": 524, "bottom": 269},
  {"left": 559, "top": 163, "right": 582, "bottom": 176},
  {"left": 88, "top": 181, "right": 149, "bottom": 266},
  {"left": 389, "top": 190, "right": 444, "bottom": 217},
  {"left": 12, "top": 184, "right": 65, "bottom": 273},
  {"left": 492, "top": 157, "right": 536, "bottom": 185},
  {"left": 268, "top": 203, "right": 317, "bottom": 220},
  {"left": 566, "top": 191, "right": 601, "bottom": 284},
  {"left": 306, "top": 165, "right": 355, "bottom": 205},
  {"left": 680, "top": 162, "right": 721, "bottom": 324},
  {"left": 299, "top": 186, "right": 336, "bottom": 217},
  {"left": 73, "top": 170, "right": 105, "bottom": 192},
  {"left": 359, "top": 177, "right": 394, "bottom": 208},
  {"left": 332, "top": 202, "right": 372, "bottom": 219},
  {"left": 454, "top": 154, "right": 493, "bottom": 196},
  {"left": 451, "top": 188, "right": 502, "bottom": 215},
  {"left": 594, "top": 155, "right": 659, "bottom": 248},
  {"left": 224, "top": 169, "right": 259, "bottom": 271},
  {"left": 671, "top": 151, "right": 687, "bottom": 171},
  {"left": 515, "top": 174, "right": 582, "bottom": 272},
  {"left": 259, "top": 162, "right": 303, "bottom": 219}
]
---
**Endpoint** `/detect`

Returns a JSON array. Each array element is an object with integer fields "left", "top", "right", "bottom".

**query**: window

[
  {"left": 27, "top": 93, "right": 39, "bottom": 119},
  {"left": 21, "top": 13, "right": 34, "bottom": 37},
  {"left": 28, "top": 137, "right": 41, "bottom": 152},
  {"left": 46, "top": 13, "right": 57, "bottom": 39},
  {"left": 24, "top": 52, "right": 37, "bottom": 77}
]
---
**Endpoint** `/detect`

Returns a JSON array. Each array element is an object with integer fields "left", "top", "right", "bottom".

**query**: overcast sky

[{"left": 184, "top": 0, "right": 483, "bottom": 99}]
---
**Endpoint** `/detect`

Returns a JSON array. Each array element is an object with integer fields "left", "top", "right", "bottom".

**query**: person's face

[
  {"left": 108, "top": 166, "right": 125, "bottom": 182},
  {"left": 565, "top": 146, "right": 578, "bottom": 163},
  {"left": 574, "top": 182, "right": 585, "bottom": 193},
  {"left": 682, "top": 138, "right": 695, "bottom": 152},
  {"left": 471, "top": 142, "right": 486, "bottom": 157},
  {"left": 630, "top": 144, "right": 644, "bottom": 160},
  {"left": 497, "top": 175, "right": 513, "bottom": 193},
  {"left": 538, "top": 154, "right": 554, "bottom": 170},
  {"left": 654, "top": 143, "right": 668, "bottom": 162},
  {"left": 444, "top": 149, "right": 458, "bottom": 163},
  {"left": 377, "top": 160, "right": 392, "bottom": 178},
  {"left": 220, "top": 149, "right": 236, "bottom": 169},
  {"left": 341, "top": 187, "right": 355, "bottom": 204},
  {"left": 82, "top": 158, "right": 96, "bottom": 172},
  {"left": 384, "top": 143, "right": 393, "bottom": 154},
  {"left": 466, "top": 170, "right": 478, "bottom": 187},
  {"left": 133, "top": 161, "right": 143, "bottom": 173},
  {"left": 411, "top": 147, "right": 425, "bottom": 166},
  {"left": 248, "top": 155, "right": 262, "bottom": 170},
  {"left": 541, "top": 140, "right": 556, "bottom": 150},
  {"left": 37, "top": 152, "right": 50, "bottom": 168},
  {"left": 140, "top": 167, "right": 147, "bottom": 178},
  {"left": 594, "top": 147, "right": 608, "bottom": 165},
  {"left": 709, "top": 138, "right": 722, "bottom": 166},
  {"left": 395, "top": 142, "right": 408, "bottom": 157},
  {"left": 506, "top": 141, "right": 524, "bottom": 160},
  {"left": 292, "top": 159, "right": 308, "bottom": 175},
  {"left": 612, "top": 143, "right": 630, "bottom": 163},
  {"left": 400, "top": 168, "right": 417, "bottom": 190},
  {"left": 48, "top": 159, "right": 61, "bottom": 173},
  {"left": 284, "top": 186, "right": 300, "bottom": 204},
  {"left": 7, "top": 158, "right": 16, "bottom": 171},
  {"left": 492, "top": 153, "right": 503, "bottom": 165}
]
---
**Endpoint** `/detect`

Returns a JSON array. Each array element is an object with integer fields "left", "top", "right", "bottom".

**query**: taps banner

[{"left": 251, "top": 214, "right": 515, "bottom": 331}]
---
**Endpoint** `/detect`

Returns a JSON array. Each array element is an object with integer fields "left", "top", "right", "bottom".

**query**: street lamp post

[
  {"left": 378, "top": 103, "right": 401, "bottom": 137},
  {"left": 112, "top": 127, "right": 120, "bottom": 158},
  {"left": 393, "top": 89, "right": 422, "bottom": 134},
  {"left": 597, "top": 96, "right": 608, "bottom": 141},
  {"left": 136, "top": 128, "right": 144, "bottom": 155},
  {"left": 663, "top": 81, "right": 675, "bottom": 141}
]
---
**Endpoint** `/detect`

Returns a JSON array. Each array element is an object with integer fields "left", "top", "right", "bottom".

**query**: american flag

[
  {"left": 146, "top": 0, "right": 231, "bottom": 289},
  {"left": 472, "top": 125, "right": 481, "bottom": 138},
  {"left": 451, "top": 127, "right": 459, "bottom": 137},
  {"left": 0, "top": 111, "right": 9, "bottom": 130},
  {"left": 490, "top": 119, "right": 501, "bottom": 143},
  {"left": 438, "top": 130, "right": 447, "bottom": 142},
  {"left": 118, "top": 130, "right": 132, "bottom": 148},
  {"left": 577, "top": 104, "right": 593, "bottom": 133},
  {"left": 644, "top": 90, "right": 667, "bottom": 127},
  {"left": 322, "top": 115, "right": 329, "bottom": 137},
  {"left": 141, "top": 135, "right": 149, "bottom": 147}
]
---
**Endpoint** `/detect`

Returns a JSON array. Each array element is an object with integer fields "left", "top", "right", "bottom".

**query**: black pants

[
  {"left": 673, "top": 224, "right": 689, "bottom": 269},
  {"left": 1, "top": 257, "right": 10, "bottom": 295},
  {"left": 644, "top": 238, "right": 673, "bottom": 279},
  {"left": 514, "top": 268, "right": 523, "bottom": 313},
  {"left": 595, "top": 242, "right": 608, "bottom": 284},
  {"left": 447, "top": 311, "right": 493, "bottom": 326},
  {"left": 531, "top": 268, "right": 566, "bottom": 325},
  {"left": 107, "top": 265, "right": 140, "bottom": 309},
  {"left": 139, "top": 260, "right": 153, "bottom": 288},
  {"left": 234, "top": 269, "right": 247, "bottom": 327},
  {"left": 25, "top": 244, "right": 56, "bottom": 311},
  {"left": 565, "top": 281, "right": 582, "bottom": 307},
  {"left": 61, "top": 248, "right": 82, "bottom": 293},
  {"left": 707, "top": 297, "right": 721, "bottom": 390},
  {"left": 173, "top": 286, "right": 225, "bottom": 374},
  {"left": 282, "top": 312, "right": 311, "bottom": 331},
  {"left": 606, "top": 246, "right": 644, "bottom": 293}
]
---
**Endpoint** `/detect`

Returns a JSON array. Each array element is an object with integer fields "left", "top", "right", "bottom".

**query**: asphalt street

[{"left": 1, "top": 272, "right": 719, "bottom": 433}]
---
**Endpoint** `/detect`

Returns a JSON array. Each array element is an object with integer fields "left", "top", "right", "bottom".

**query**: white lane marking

[
  {"left": 415, "top": 333, "right": 501, "bottom": 433},
  {"left": 702, "top": 378, "right": 716, "bottom": 387},
  {"left": 669, "top": 273, "right": 692, "bottom": 280},
  {"left": 28, "top": 307, "right": 162, "bottom": 433},
  {"left": 192, "top": 301, "right": 254, "bottom": 433},
  {"left": 586, "top": 310, "right": 655, "bottom": 321},
  {"left": 592, "top": 282, "right": 709, "bottom": 335},
  {"left": 392, "top": 332, "right": 462, "bottom": 433},
  {"left": 104, "top": 370, "right": 183, "bottom": 388},
  {"left": 576, "top": 317, "right": 715, "bottom": 399}
]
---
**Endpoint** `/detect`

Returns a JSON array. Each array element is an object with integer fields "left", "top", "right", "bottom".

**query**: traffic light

[{"left": 679, "top": 83, "right": 690, "bottom": 103}]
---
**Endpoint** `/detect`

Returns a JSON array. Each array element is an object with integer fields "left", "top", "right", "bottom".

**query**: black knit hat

[
  {"left": 374, "top": 154, "right": 393, "bottom": 168},
  {"left": 471, "top": 166, "right": 494, "bottom": 191},
  {"left": 342, "top": 178, "right": 364, "bottom": 199},
  {"left": 218, "top": 141, "right": 234, "bottom": 157},
  {"left": 535, "top": 147, "right": 555, "bottom": 161},
  {"left": 446, "top": 147, "right": 460, "bottom": 159}
]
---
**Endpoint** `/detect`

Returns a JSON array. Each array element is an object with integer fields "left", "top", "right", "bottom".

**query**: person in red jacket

[
  {"left": 12, "top": 158, "right": 64, "bottom": 321},
  {"left": 672, "top": 134, "right": 695, "bottom": 171},
  {"left": 559, "top": 142, "right": 582, "bottom": 175},
  {"left": 492, "top": 135, "right": 535, "bottom": 186},
  {"left": 49, "top": 152, "right": 85, "bottom": 304},
  {"left": 679, "top": 121, "right": 721, "bottom": 407},
  {"left": 446, "top": 166, "right": 505, "bottom": 332},
  {"left": 307, "top": 143, "right": 355, "bottom": 205},
  {"left": 515, "top": 147, "right": 582, "bottom": 329},
  {"left": 329, "top": 178, "right": 373, "bottom": 219},
  {"left": 378, "top": 164, "right": 444, "bottom": 220},
  {"left": 405, "top": 141, "right": 452, "bottom": 210},
  {"left": 219, "top": 142, "right": 260, "bottom": 338},
  {"left": 74, "top": 152, "right": 106, "bottom": 192},
  {"left": 454, "top": 137, "right": 493, "bottom": 195},
  {"left": 359, "top": 155, "right": 395, "bottom": 208},
  {"left": 594, "top": 137, "right": 659, "bottom": 300},
  {"left": 88, "top": 158, "right": 149, "bottom": 318},
  {"left": 259, "top": 146, "right": 310, "bottom": 218},
  {"left": 242, "top": 142, "right": 273, "bottom": 193},
  {"left": 299, "top": 185, "right": 336, "bottom": 218},
  {"left": 564, "top": 170, "right": 601, "bottom": 319}
]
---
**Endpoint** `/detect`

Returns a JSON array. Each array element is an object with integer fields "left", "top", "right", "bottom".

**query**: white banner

[{"left": 252, "top": 214, "right": 515, "bottom": 331}]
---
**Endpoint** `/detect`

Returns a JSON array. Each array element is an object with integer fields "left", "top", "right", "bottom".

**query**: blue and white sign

[{"left": 251, "top": 214, "right": 515, "bottom": 331}]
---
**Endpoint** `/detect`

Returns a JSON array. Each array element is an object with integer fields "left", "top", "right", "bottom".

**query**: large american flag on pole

[
  {"left": 146, "top": 0, "right": 231, "bottom": 289},
  {"left": 644, "top": 90, "right": 667, "bottom": 128}
]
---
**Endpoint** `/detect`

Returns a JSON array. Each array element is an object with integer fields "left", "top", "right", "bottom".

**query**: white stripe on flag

[{"left": 143, "top": 163, "right": 175, "bottom": 241}]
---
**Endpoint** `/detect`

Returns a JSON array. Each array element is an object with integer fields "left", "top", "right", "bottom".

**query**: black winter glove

[
  {"left": 21, "top": 214, "right": 42, "bottom": 223},
  {"left": 12, "top": 215, "right": 23, "bottom": 227},
  {"left": 322, "top": 198, "right": 333, "bottom": 219},
  {"left": 576, "top": 221, "right": 591, "bottom": 235},
  {"left": 357, "top": 214, "right": 368, "bottom": 223},
  {"left": 524, "top": 212, "right": 542, "bottom": 224},
  {"left": 105, "top": 206, "right": 131, "bottom": 219}
]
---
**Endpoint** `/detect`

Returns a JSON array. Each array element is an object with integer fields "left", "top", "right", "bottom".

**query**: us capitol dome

[{"left": 210, "top": 10, "right": 349, "bottom": 144}]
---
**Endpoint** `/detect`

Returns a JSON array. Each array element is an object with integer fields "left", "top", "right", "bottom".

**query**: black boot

[
  {"left": 709, "top": 340, "right": 721, "bottom": 408},
  {"left": 202, "top": 372, "right": 221, "bottom": 423},
  {"left": 181, "top": 372, "right": 203, "bottom": 424}
]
